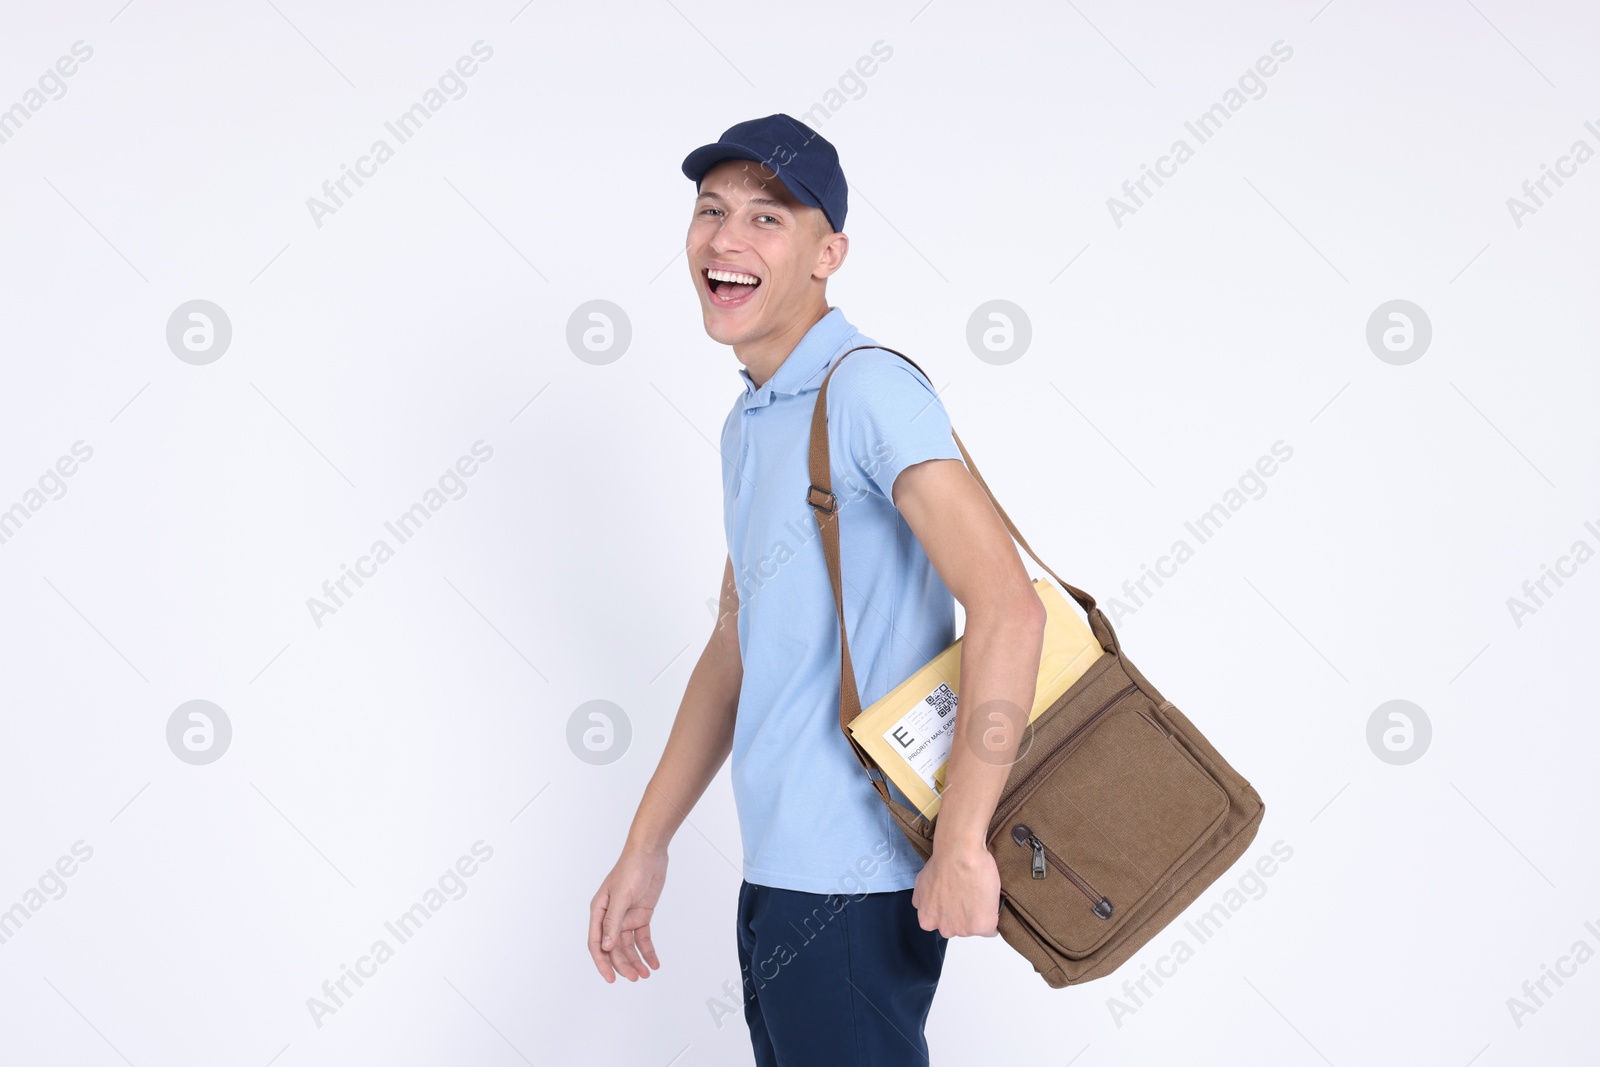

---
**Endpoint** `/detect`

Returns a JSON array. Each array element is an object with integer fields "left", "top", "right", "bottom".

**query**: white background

[{"left": 1, "top": 1, "right": 1596, "bottom": 1064}]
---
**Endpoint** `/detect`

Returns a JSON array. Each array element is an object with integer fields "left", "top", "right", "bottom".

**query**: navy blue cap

[{"left": 681, "top": 113, "right": 847, "bottom": 233}]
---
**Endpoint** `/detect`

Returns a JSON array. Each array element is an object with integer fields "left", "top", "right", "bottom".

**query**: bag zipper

[{"left": 1010, "top": 823, "right": 1114, "bottom": 919}]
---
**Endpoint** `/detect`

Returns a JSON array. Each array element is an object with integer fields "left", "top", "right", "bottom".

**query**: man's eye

[
  {"left": 757, "top": 214, "right": 778, "bottom": 224},
  {"left": 699, "top": 207, "right": 722, "bottom": 217}
]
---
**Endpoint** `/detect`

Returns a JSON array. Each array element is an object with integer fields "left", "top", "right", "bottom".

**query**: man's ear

[{"left": 813, "top": 230, "right": 849, "bottom": 280}]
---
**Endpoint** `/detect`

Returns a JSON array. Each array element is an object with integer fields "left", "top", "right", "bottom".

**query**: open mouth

[{"left": 703, "top": 267, "right": 762, "bottom": 308}]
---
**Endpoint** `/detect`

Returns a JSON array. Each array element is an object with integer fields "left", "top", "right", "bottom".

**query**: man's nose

[{"left": 708, "top": 216, "right": 748, "bottom": 255}]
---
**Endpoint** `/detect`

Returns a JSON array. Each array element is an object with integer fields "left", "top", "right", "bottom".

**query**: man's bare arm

[
  {"left": 625, "top": 553, "right": 743, "bottom": 853},
  {"left": 589, "top": 554, "right": 743, "bottom": 982},
  {"left": 894, "top": 456, "right": 1047, "bottom": 936}
]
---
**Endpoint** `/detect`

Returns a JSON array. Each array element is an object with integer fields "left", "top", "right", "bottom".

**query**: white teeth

[{"left": 707, "top": 268, "right": 760, "bottom": 285}]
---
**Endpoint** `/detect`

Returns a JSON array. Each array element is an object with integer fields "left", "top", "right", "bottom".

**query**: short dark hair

[{"left": 812, "top": 206, "right": 832, "bottom": 239}]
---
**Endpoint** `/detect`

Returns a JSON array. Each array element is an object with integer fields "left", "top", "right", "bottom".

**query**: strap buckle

[
  {"left": 865, "top": 767, "right": 884, "bottom": 783},
  {"left": 806, "top": 484, "right": 837, "bottom": 515}
]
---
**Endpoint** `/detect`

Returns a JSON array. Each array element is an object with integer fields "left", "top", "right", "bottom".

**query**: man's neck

[{"left": 737, "top": 303, "right": 831, "bottom": 390}]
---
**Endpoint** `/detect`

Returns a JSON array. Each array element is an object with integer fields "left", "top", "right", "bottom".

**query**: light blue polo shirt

[{"left": 720, "top": 306, "right": 966, "bottom": 894}]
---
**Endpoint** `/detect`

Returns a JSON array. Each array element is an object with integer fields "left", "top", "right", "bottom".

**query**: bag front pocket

[
  {"left": 1009, "top": 822, "right": 1114, "bottom": 918},
  {"left": 989, "top": 685, "right": 1230, "bottom": 958}
]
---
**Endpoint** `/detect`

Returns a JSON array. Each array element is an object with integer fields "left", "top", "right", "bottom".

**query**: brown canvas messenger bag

[{"left": 805, "top": 343, "right": 1266, "bottom": 988}]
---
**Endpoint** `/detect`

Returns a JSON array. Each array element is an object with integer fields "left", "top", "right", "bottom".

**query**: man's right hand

[{"left": 589, "top": 846, "right": 668, "bottom": 983}]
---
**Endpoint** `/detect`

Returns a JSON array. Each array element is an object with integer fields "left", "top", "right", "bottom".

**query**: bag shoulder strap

[{"left": 804, "top": 343, "right": 1123, "bottom": 832}]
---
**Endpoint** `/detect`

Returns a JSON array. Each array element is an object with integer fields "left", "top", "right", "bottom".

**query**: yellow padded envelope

[{"left": 846, "top": 577, "right": 1105, "bottom": 821}]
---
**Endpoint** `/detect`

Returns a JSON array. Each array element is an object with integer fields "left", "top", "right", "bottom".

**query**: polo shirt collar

[{"left": 737, "top": 307, "right": 856, "bottom": 407}]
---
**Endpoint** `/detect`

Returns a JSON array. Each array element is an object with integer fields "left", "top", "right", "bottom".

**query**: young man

[{"left": 588, "top": 113, "right": 1047, "bottom": 1064}]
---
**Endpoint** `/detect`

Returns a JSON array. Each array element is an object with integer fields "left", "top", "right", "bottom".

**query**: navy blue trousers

[{"left": 735, "top": 878, "right": 948, "bottom": 1066}]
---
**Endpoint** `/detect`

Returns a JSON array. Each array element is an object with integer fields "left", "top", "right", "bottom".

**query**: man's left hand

[{"left": 910, "top": 837, "right": 1001, "bottom": 938}]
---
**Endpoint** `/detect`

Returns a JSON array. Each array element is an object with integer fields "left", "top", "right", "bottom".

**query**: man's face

[{"left": 686, "top": 157, "right": 839, "bottom": 346}]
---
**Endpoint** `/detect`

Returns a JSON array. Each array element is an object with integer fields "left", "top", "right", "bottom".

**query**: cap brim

[{"left": 681, "top": 142, "right": 824, "bottom": 212}]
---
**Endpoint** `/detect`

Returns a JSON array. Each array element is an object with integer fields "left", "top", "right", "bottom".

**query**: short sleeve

[{"left": 827, "top": 349, "right": 964, "bottom": 507}]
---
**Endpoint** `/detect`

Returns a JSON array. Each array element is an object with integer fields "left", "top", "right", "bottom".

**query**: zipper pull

[{"left": 1011, "top": 824, "right": 1046, "bottom": 879}]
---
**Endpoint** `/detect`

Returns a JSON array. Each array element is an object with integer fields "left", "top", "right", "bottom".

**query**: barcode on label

[{"left": 923, "top": 682, "right": 957, "bottom": 719}]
